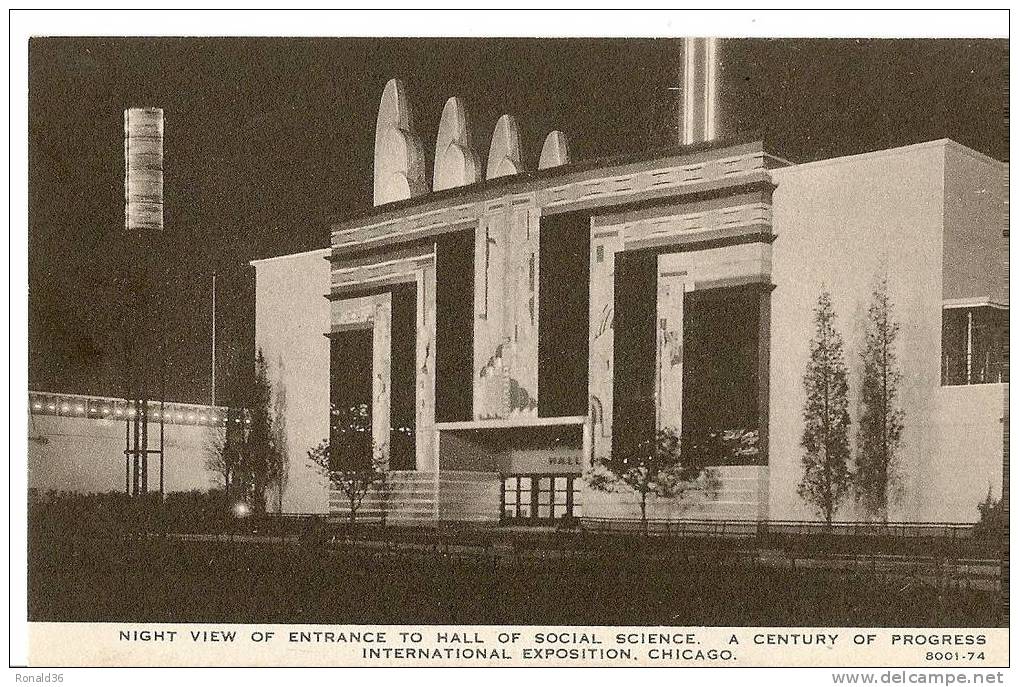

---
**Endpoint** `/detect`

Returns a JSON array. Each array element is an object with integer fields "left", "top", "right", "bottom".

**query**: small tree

[
  {"left": 586, "top": 427, "right": 714, "bottom": 534},
  {"left": 307, "top": 403, "right": 379, "bottom": 526},
  {"left": 798, "top": 289, "right": 852, "bottom": 527},
  {"left": 203, "top": 418, "right": 243, "bottom": 497},
  {"left": 854, "top": 278, "right": 905, "bottom": 522},
  {"left": 973, "top": 488, "right": 1006, "bottom": 540}
]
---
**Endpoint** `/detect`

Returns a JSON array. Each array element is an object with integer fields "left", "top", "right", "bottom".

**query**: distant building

[
  {"left": 252, "top": 78, "right": 1007, "bottom": 525},
  {"left": 28, "top": 391, "right": 239, "bottom": 496}
]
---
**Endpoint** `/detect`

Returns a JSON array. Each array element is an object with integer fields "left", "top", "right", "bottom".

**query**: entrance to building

[{"left": 501, "top": 474, "right": 582, "bottom": 524}]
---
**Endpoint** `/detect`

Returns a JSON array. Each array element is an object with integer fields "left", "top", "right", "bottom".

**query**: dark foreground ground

[{"left": 28, "top": 531, "right": 1003, "bottom": 626}]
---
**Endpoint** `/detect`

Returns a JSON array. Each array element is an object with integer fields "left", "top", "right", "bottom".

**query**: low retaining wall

[
  {"left": 438, "top": 470, "right": 500, "bottom": 523},
  {"left": 580, "top": 465, "right": 769, "bottom": 521},
  {"left": 329, "top": 470, "right": 435, "bottom": 525},
  {"left": 330, "top": 467, "right": 767, "bottom": 525},
  {"left": 329, "top": 470, "right": 501, "bottom": 525}
]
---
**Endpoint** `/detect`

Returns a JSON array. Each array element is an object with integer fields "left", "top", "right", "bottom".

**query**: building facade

[{"left": 252, "top": 80, "right": 1008, "bottom": 525}]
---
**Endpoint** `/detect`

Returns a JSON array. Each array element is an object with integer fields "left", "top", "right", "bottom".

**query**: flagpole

[{"left": 212, "top": 272, "right": 217, "bottom": 406}]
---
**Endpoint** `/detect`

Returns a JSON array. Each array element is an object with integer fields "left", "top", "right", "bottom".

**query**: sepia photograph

[{"left": 12, "top": 9, "right": 1010, "bottom": 670}]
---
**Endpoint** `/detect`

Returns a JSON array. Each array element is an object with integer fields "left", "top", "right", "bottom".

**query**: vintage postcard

[{"left": 11, "top": 9, "right": 1011, "bottom": 678}]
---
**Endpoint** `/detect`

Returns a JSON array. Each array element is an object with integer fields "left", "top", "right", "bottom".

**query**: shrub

[{"left": 972, "top": 489, "right": 1006, "bottom": 540}]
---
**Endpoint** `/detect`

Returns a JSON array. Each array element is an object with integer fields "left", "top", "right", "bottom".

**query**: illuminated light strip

[
  {"left": 705, "top": 37, "right": 717, "bottom": 141},
  {"left": 28, "top": 392, "right": 243, "bottom": 427},
  {"left": 682, "top": 37, "right": 718, "bottom": 145},
  {"left": 683, "top": 38, "right": 694, "bottom": 145}
]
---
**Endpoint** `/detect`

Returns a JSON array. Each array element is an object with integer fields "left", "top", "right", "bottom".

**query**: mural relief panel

[{"left": 473, "top": 204, "right": 540, "bottom": 419}]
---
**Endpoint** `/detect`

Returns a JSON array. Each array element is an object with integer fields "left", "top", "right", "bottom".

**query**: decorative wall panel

[{"left": 473, "top": 204, "right": 540, "bottom": 420}]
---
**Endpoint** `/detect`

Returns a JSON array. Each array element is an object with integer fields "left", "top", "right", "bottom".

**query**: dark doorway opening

[
  {"left": 329, "top": 327, "right": 373, "bottom": 470},
  {"left": 390, "top": 284, "right": 417, "bottom": 470},
  {"left": 611, "top": 250, "right": 657, "bottom": 460},
  {"left": 681, "top": 285, "right": 764, "bottom": 466},
  {"left": 538, "top": 211, "right": 590, "bottom": 417},
  {"left": 435, "top": 230, "right": 475, "bottom": 422}
]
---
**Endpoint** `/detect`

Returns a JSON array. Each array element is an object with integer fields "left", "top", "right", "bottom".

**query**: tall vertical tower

[
  {"left": 681, "top": 37, "right": 718, "bottom": 145},
  {"left": 123, "top": 107, "right": 166, "bottom": 497},
  {"left": 124, "top": 108, "right": 164, "bottom": 233}
]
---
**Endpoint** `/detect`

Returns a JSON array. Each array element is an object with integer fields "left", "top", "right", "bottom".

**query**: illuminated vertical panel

[
  {"left": 681, "top": 38, "right": 718, "bottom": 145},
  {"left": 705, "top": 37, "right": 718, "bottom": 141},
  {"left": 124, "top": 107, "right": 164, "bottom": 233}
]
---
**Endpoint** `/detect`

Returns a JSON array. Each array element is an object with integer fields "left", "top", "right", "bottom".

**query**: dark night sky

[{"left": 27, "top": 37, "right": 1008, "bottom": 406}]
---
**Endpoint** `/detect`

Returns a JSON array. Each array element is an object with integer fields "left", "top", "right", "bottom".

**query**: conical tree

[
  {"left": 854, "top": 277, "right": 905, "bottom": 522},
  {"left": 241, "top": 349, "right": 274, "bottom": 515},
  {"left": 798, "top": 289, "right": 852, "bottom": 527},
  {"left": 268, "top": 374, "right": 290, "bottom": 514}
]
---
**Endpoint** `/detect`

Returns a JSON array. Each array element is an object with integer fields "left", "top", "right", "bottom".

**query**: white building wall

[
  {"left": 769, "top": 141, "right": 1004, "bottom": 524},
  {"left": 251, "top": 248, "right": 331, "bottom": 514}
]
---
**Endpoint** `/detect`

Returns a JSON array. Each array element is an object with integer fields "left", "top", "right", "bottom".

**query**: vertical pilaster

[
  {"left": 588, "top": 225, "right": 624, "bottom": 462},
  {"left": 371, "top": 295, "right": 392, "bottom": 465},
  {"left": 416, "top": 261, "right": 437, "bottom": 471},
  {"left": 757, "top": 287, "right": 772, "bottom": 466},
  {"left": 656, "top": 260, "right": 685, "bottom": 434}
]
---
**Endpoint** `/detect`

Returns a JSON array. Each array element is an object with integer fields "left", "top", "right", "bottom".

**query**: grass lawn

[{"left": 27, "top": 532, "right": 1002, "bottom": 626}]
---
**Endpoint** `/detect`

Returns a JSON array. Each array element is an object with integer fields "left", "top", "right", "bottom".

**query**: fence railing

[
  {"left": 578, "top": 517, "right": 980, "bottom": 539},
  {"left": 254, "top": 513, "right": 987, "bottom": 542}
]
